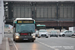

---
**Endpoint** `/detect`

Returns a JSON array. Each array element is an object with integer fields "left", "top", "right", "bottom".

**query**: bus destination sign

[{"left": 17, "top": 20, "right": 34, "bottom": 23}]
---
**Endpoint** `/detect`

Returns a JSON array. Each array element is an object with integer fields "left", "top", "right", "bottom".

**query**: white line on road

[
  {"left": 36, "top": 41, "right": 59, "bottom": 50},
  {"left": 13, "top": 42, "right": 18, "bottom": 50},
  {"left": 55, "top": 49, "right": 59, "bottom": 50},
  {"left": 11, "top": 38, "right": 19, "bottom": 50}
]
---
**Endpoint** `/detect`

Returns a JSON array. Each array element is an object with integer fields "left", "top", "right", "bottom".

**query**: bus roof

[
  {"left": 15, "top": 18, "right": 33, "bottom": 20},
  {"left": 14, "top": 18, "right": 35, "bottom": 23}
]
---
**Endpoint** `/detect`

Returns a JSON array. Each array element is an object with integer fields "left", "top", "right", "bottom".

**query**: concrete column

[
  {"left": 0, "top": 0, "right": 4, "bottom": 44},
  {"left": 2, "top": 1, "right": 4, "bottom": 38}
]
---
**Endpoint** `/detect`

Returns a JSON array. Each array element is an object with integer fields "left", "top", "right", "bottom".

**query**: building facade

[{"left": 4, "top": 0, "right": 75, "bottom": 29}]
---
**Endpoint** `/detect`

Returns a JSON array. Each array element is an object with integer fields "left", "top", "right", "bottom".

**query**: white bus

[{"left": 13, "top": 18, "right": 36, "bottom": 42}]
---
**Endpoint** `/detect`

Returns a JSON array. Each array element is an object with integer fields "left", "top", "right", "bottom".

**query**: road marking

[
  {"left": 11, "top": 38, "right": 18, "bottom": 50},
  {"left": 36, "top": 41, "right": 59, "bottom": 50},
  {"left": 6, "top": 37, "right": 10, "bottom": 50},
  {"left": 55, "top": 49, "right": 59, "bottom": 50}
]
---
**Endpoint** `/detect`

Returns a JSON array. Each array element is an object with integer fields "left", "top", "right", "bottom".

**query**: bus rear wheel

[
  {"left": 14, "top": 40, "right": 19, "bottom": 42},
  {"left": 30, "top": 40, "right": 34, "bottom": 42},
  {"left": 13, "top": 38, "right": 19, "bottom": 42},
  {"left": 32, "top": 40, "right": 34, "bottom": 42}
]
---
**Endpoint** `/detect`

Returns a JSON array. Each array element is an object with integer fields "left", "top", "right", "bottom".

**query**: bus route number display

[{"left": 17, "top": 20, "right": 34, "bottom": 23}]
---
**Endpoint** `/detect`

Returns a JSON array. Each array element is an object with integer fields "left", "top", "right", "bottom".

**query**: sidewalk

[{"left": 0, "top": 37, "right": 10, "bottom": 50}]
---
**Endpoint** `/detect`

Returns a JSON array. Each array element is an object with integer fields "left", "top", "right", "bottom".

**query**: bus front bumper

[{"left": 15, "top": 36, "right": 35, "bottom": 41}]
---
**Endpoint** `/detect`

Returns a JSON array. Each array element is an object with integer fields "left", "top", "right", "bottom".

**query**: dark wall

[{"left": 4, "top": 2, "right": 75, "bottom": 27}]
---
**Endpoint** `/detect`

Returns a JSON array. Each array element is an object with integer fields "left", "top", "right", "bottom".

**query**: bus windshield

[{"left": 16, "top": 24, "right": 35, "bottom": 33}]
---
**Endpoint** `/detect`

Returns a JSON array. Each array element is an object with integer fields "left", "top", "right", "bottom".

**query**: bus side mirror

[
  {"left": 13, "top": 23, "right": 16, "bottom": 27},
  {"left": 35, "top": 24, "right": 37, "bottom": 29}
]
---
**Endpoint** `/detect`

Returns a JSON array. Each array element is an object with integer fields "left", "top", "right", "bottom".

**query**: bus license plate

[{"left": 23, "top": 39, "right": 28, "bottom": 40}]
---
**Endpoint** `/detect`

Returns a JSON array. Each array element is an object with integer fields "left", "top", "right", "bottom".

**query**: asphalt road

[{"left": 5, "top": 34, "right": 75, "bottom": 50}]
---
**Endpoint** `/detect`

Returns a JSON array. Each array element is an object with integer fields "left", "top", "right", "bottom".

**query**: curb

[{"left": 6, "top": 37, "right": 10, "bottom": 50}]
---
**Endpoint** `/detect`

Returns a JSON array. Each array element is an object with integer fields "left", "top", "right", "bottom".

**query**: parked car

[
  {"left": 49, "top": 31, "right": 58, "bottom": 37},
  {"left": 72, "top": 31, "right": 75, "bottom": 36},
  {"left": 69, "top": 27, "right": 75, "bottom": 36},
  {"left": 37, "top": 29, "right": 48, "bottom": 38},
  {"left": 59, "top": 30, "right": 74, "bottom": 37}
]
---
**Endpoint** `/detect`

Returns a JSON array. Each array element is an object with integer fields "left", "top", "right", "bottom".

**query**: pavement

[
  {"left": 0, "top": 37, "right": 10, "bottom": 50},
  {"left": 5, "top": 33, "right": 75, "bottom": 50}
]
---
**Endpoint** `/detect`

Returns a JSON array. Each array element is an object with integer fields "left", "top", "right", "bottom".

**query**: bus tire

[
  {"left": 30, "top": 40, "right": 34, "bottom": 42},
  {"left": 14, "top": 40, "right": 19, "bottom": 42},
  {"left": 32, "top": 40, "right": 34, "bottom": 42},
  {"left": 13, "top": 37, "right": 15, "bottom": 41},
  {"left": 13, "top": 37, "right": 19, "bottom": 42}
]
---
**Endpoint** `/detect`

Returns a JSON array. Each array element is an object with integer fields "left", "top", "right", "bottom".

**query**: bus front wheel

[
  {"left": 32, "top": 40, "right": 34, "bottom": 42},
  {"left": 13, "top": 38, "right": 19, "bottom": 42},
  {"left": 30, "top": 40, "right": 34, "bottom": 42}
]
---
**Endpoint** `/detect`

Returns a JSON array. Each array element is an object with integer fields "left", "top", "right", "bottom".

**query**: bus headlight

[
  {"left": 15, "top": 36, "right": 19, "bottom": 39},
  {"left": 15, "top": 33, "right": 20, "bottom": 39},
  {"left": 31, "top": 33, "right": 35, "bottom": 38},
  {"left": 33, "top": 36, "right": 35, "bottom": 38}
]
